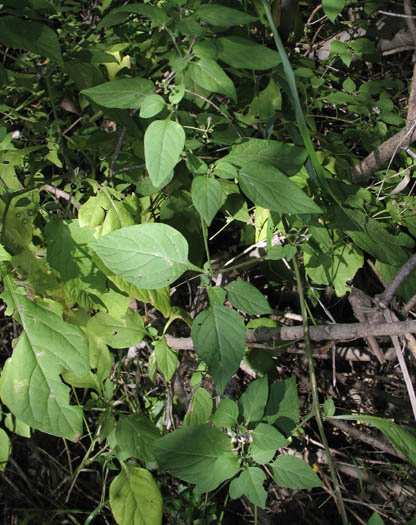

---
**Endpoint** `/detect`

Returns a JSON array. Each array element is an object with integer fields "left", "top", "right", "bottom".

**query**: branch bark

[{"left": 165, "top": 319, "right": 416, "bottom": 350}]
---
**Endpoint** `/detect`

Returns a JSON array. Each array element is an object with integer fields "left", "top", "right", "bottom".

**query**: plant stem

[
  {"left": 201, "top": 218, "right": 213, "bottom": 280},
  {"left": 292, "top": 254, "right": 348, "bottom": 524}
]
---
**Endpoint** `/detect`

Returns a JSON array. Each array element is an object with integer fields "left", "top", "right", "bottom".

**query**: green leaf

[
  {"left": 87, "top": 310, "right": 146, "bottom": 349},
  {"left": 265, "top": 244, "right": 297, "bottom": 261},
  {"left": 144, "top": 119, "right": 185, "bottom": 188},
  {"left": 81, "top": 77, "right": 154, "bottom": 109},
  {"left": 191, "top": 305, "right": 246, "bottom": 393},
  {"left": 323, "top": 398, "right": 336, "bottom": 418},
  {"left": 191, "top": 176, "right": 223, "bottom": 226},
  {"left": 322, "top": 0, "right": 345, "bottom": 22},
  {"left": 0, "top": 277, "right": 90, "bottom": 441},
  {"left": 217, "top": 36, "right": 280, "bottom": 70},
  {"left": 333, "top": 209, "right": 408, "bottom": 266},
  {"left": 183, "top": 387, "right": 213, "bottom": 426},
  {"left": 92, "top": 224, "right": 189, "bottom": 290},
  {"left": 98, "top": 4, "right": 168, "bottom": 30},
  {"left": 249, "top": 423, "right": 288, "bottom": 464},
  {"left": 154, "top": 338, "right": 178, "bottom": 381},
  {"left": 109, "top": 463, "right": 162, "bottom": 525},
  {"left": 239, "top": 161, "right": 322, "bottom": 214},
  {"left": 225, "top": 280, "right": 272, "bottom": 315},
  {"left": 196, "top": 5, "right": 257, "bottom": 28},
  {"left": 0, "top": 428, "right": 11, "bottom": 471},
  {"left": 330, "top": 415, "right": 416, "bottom": 467},
  {"left": 0, "top": 16, "right": 63, "bottom": 66},
  {"left": 45, "top": 220, "right": 106, "bottom": 293},
  {"left": 303, "top": 243, "right": 364, "bottom": 297},
  {"left": 222, "top": 138, "right": 307, "bottom": 176},
  {"left": 152, "top": 424, "right": 239, "bottom": 493},
  {"left": 367, "top": 512, "right": 385, "bottom": 525},
  {"left": 264, "top": 376, "right": 299, "bottom": 435},
  {"left": 239, "top": 375, "right": 268, "bottom": 424},
  {"left": 211, "top": 398, "right": 239, "bottom": 428},
  {"left": 189, "top": 58, "right": 237, "bottom": 102},
  {"left": 270, "top": 456, "right": 324, "bottom": 489},
  {"left": 229, "top": 467, "right": 267, "bottom": 508},
  {"left": 108, "top": 414, "right": 159, "bottom": 464},
  {"left": 139, "top": 94, "right": 166, "bottom": 118},
  {"left": 208, "top": 286, "right": 227, "bottom": 306}
]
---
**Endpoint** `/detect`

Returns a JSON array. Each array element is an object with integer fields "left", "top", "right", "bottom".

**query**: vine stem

[{"left": 292, "top": 254, "right": 348, "bottom": 524}]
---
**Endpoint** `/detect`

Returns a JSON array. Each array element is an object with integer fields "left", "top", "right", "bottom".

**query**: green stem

[
  {"left": 292, "top": 254, "right": 348, "bottom": 524},
  {"left": 201, "top": 218, "right": 213, "bottom": 281}
]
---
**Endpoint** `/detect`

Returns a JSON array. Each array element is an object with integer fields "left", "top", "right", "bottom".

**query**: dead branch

[
  {"left": 165, "top": 319, "right": 416, "bottom": 350},
  {"left": 351, "top": 2, "right": 416, "bottom": 184},
  {"left": 376, "top": 252, "right": 416, "bottom": 307}
]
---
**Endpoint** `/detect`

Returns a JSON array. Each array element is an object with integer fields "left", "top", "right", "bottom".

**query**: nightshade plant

[{"left": 0, "top": 0, "right": 415, "bottom": 523}]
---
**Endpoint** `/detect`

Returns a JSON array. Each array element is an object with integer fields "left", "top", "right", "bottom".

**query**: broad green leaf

[
  {"left": 323, "top": 0, "right": 345, "bottom": 22},
  {"left": 265, "top": 244, "right": 297, "bottom": 261},
  {"left": 45, "top": 220, "right": 106, "bottom": 293},
  {"left": 0, "top": 16, "right": 63, "bottom": 66},
  {"left": 249, "top": 423, "right": 288, "bottom": 464},
  {"left": 144, "top": 119, "right": 185, "bottom": 188},
  {"left": 229, "top": 467, "right": 267, "bottom": 508},
  {"left": 110, "top": 464, "right": 162, "bottom": 525},
  {"left": 0, "top": 428, "right": 11, "bottom": 471},
  {"left": 108, "top": 414, "right": 159, "bottom": 464},
  {"left": 211, "top": 398, "right": 239, "bottom": 428},
  {"left": 208, "top": 286, "right": 227, "bottom": 306},
  {"left": 217, "top": 36, "right": 280, "bottom": 70},
  {"left": 0, "top": 277, "right": 89, "bottom": 441},
  {"left": 98, "top": 4, "right": 168, "bottom": 30},
  {"left": 264, "top": 376, "right": 299, "bottom": 435},
  {"left": 239, "top": 375, "right": 268, "bottom": 424},
  {"left": 152, "top": 424, "right": 239, "bottom": 493},
  {"left": 214, "top": 161, "right": 237, "bottom": 180},
  {"left": 0, "top": 244, "right": 11, "bottom": 262},
  {"left": 2, "top": 188, "right": 39, "bottom": 254},
  {"left": 323, "top": 398, "right": 336, "bottom": 418},
  {"left": 87, "top": 310, "right": 145, "bottom": 349},
  {"left": 92, "top": 223, "right": 189, "bottom": 290},
  {"left": 333, "top": 208, "right": 408, "bottom": 266},
  {"left": 4, "top": 413, "right": 31, "bottom": 438},
  {"left": 303, "top": 243, "right": 364, "bottom": 297},
  {"left": 196, "top": 5, "right": 257, "bottom": 28},
  {"left": 225, "top": 280, "right": 272, "bottom": 315},
  {"left": 140, "top": 94, "right": 166, "bottom": 118},
  {"left": 189, "top": 59, "right": 237, "bottom": 102},
  {"left": 239, "top": 161, "right": 322, "bottom": 214},
  {"left": 270, "top": 456, "right": 324, "bottom": 489},
  {"left": 222, "top": 138, "right": 307, "bottom": 176},
  {"left": 81, "top": 77, "right": 154, "bottom": 109},
  {"left": 330, "top": 40, "right": 352, "bottom": 67},
  {"left": 153, "top": 338, "right": 178, "bottom": 381},
  {"left": 191, "top": 305, "right": 246, "bottom": 393},
  {"left": 191, "top": 176, "right": 223, "bottom": 226},
  {"left": 183, "top": 387, "right": 213, "bottom": 426},
  {"left": 330, "top": 415, "right": 416, "bottom": 467},
  {"left": 367, "top": 513, "right": 385, "bottom": 525}
]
